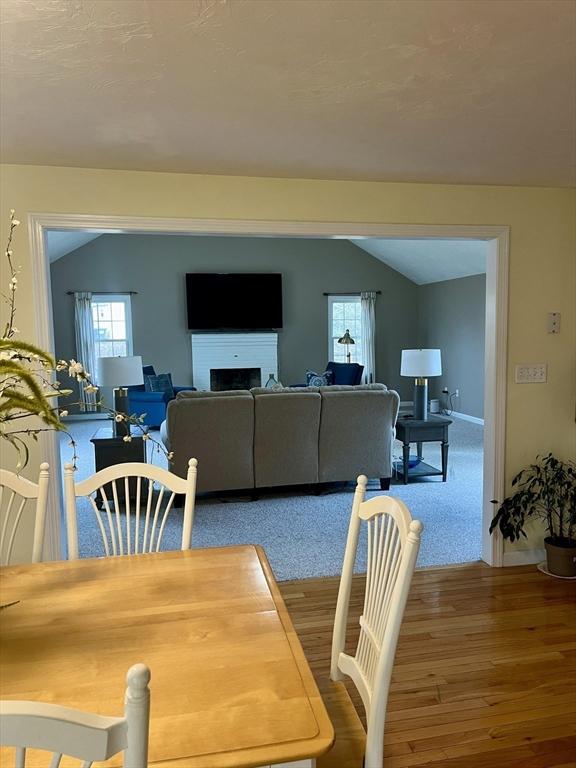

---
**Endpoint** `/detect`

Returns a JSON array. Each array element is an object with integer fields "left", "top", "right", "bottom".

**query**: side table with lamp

[
  {"left": 397, "top": 349, "right": 452, "bottom": 483},
  {"left": 400, "top": 348, "right": 442, "bottom": 421},
  {"left": 92, "top": 356, "right": 148, "bottom": 506}
]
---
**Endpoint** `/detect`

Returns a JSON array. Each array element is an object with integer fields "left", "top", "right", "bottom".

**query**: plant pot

[{"left": 544, "top": 537, "right": 576, "bottom": 578}]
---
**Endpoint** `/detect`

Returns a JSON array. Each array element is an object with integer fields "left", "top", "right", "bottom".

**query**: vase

[{"left": 264, "top": 373, "right": 282, "bottom": 389}]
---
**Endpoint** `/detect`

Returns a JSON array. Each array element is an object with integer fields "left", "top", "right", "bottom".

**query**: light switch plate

[{"left": 515, "top": 364, "right": 547, "bottom": 383}]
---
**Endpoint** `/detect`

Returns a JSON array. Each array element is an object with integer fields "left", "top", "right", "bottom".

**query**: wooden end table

[
  {"left": 395, "top": 415, "right": 452, "bottom": 484},
  {"left": 90, "top": 425, "right": 147, "bottom": 506}
]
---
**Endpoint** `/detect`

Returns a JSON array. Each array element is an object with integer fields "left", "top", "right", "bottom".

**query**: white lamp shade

[
  {"left": 97, "top": 356, "right": 144, "bottom": 387},
  {"left": 400, "top": 349, "right": 442, "bottom": 377}
]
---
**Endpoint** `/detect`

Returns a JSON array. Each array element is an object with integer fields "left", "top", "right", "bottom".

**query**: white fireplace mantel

[{"left": 191, "top": 333, "right": 278, "bottom": 391}]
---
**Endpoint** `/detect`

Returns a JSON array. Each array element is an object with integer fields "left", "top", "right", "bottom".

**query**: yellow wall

[{"left": 1, "top": 164, "right": 575, "bottom": 557}]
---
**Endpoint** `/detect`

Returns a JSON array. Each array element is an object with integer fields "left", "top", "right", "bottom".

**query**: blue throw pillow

[
  {"left": 306, "top": 369, "right": 334, "bottom": 387},
  {"left": 144, "top": 373, "right": 175, "bottom": 400}
]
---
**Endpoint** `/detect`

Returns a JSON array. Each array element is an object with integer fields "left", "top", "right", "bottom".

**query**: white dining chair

[
  {"left": 64, "top": 458, "right": 198, "bottom": 559},
  {"left": 327, "top": 475, "right": 423, "bottom": 768},
  {"left": 0, "top": 663, "right": 150, "bottom": 768},
  {"left": 0, "top": 463, "right": 50, "bottom": 565}
]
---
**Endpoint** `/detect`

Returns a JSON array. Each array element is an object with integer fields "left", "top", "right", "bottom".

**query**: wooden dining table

[{"left": 0, "top": 545, "right": 334, "bottom": 767}]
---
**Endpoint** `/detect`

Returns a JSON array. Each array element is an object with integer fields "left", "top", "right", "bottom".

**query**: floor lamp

[
  {"left": 401, "top": 349, "right": 442, "bottom": 420},
  {"left": 337, "top": 329, "right": 355, "bottom": 363}
]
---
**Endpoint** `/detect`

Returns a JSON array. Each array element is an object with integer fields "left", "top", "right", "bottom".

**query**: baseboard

[
  {"left": 503, "top": 548, "right": 545, "bottom": 566},
  {"left": 449, "top": 410, "right": 484, "bottom": 426}
]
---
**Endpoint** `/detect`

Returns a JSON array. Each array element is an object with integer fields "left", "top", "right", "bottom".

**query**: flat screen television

[{"left": 186, "top": 273, "right": 283, "bottom": 330}]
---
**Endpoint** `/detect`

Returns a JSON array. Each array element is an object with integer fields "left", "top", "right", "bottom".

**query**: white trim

[
  {"left": 482, "top": 234, "right": 508, "bottom": 567},
  {"left": 28, "top": 213, "right": 508, "bottom": 567},
  {"left": 503, "top": 548, "right": 545, "bottom": 567},
  {"left": 449, "top": 411, "right": 485, "bottom": 426},
  {"left": 29, "top": 213, "right": 508, "bottom": 240},
  {"left": 27, "top": 216, "right": 62, "bottom": 561}
]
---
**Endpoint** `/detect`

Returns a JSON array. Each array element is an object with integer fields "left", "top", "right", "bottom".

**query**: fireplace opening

[{"left": 210, "top": 368, "right": 261, "bottom": 391}]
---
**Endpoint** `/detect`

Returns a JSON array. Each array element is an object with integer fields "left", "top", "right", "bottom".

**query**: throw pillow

[
  {"left": 305, "top": 369, "right": 334, "bottom": 387},
  {"left": 144, "top": 373, "right": 175, "bottom": 400}
]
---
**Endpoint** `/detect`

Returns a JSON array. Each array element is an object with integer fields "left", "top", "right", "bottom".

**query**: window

[
  {"left": 91, "top": 294, "right": 133, "bottom": 359},
  {"left": 328, "top": 295, "right": 364, "bottom": 364}
]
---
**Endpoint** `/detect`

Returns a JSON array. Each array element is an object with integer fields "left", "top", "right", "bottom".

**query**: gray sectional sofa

[{"left": 161, "top": 383, "right": 400, "bottom": 494}]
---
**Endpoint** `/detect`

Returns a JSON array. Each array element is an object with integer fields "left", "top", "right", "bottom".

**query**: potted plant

[{"left": 490, "top": 453, "right": 576, "bottom": 577}]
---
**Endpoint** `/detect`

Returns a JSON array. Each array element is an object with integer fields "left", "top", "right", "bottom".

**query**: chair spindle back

[
  {"left": 331, "top": 474, "right": 422, "bottom": 768},
  {"left": 0, "top": 463, "right": 49, "bottom": 565},
  {"left": 0, "top": 663, "right": 150, "bottom": 767},
  {"left": 65, "top": 459, "right": 197, "bottom": 559}
]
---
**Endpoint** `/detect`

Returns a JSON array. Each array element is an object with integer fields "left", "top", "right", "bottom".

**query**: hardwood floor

[{"left": 280, "top": 562, "right": 576, "bottom": 768}]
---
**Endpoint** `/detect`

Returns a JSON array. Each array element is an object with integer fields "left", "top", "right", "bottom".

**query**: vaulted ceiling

[
  {"left": 45, "top": 231, "right": 102, "bottom": 262},
  {"left": 351, "top": 239, "right": 487, "bottom": 284},
  {"left": 1, "top": 0, "right": 574, "bottom": 186}
]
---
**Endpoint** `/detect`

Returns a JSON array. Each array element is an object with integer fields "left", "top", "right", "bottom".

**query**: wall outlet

[
  {"left": 454, "top": 389, "right": 459, "bottom": 398},
  {"left": 547, "top": 312, "right": 561, "bottom": 334},
  {"left": 515, "top": 363, "right": 547, "bottom": 383}
]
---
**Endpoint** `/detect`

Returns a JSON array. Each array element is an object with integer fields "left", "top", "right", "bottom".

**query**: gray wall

[
  {"left": 418, "top": 274, "right": 486, "bottom": 418},
  {"left": 50, "top": 234, "right": 419, "bottom": 402}
]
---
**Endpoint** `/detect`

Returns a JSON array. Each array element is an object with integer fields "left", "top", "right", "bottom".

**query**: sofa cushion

[
  {"left": 144, "top": 372, "right": 174, "bottom": 400},
  {"left": 318, "top": 387, "right": 400, "bottom": 482},
  {"left": 253, "top": 389, "right": 321, "bottom": 487},
  {"left": 166, "top": 393, "right": 255, "bottom": 493}
]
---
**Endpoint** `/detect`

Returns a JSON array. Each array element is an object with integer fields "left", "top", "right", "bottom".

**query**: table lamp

[
  {"left": 97, "top": 355, "right": 144, "bottom": 436},
  {"left": 400, "top": 349, "right": 442, "bottom": 420},
  {"left": 337, "top": 329, "right": 355, "bottom": 363}
]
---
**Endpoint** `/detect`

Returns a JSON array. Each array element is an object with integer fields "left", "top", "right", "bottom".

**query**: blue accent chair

[
  {"left": 291, "top": 361, "right": 364, "bottom": 387},
  {"left": 325, "top": 361, "right": 364, "bottom": 385},
  {"left": 127, "top": 365, "right": 195, "bottom": 428}
]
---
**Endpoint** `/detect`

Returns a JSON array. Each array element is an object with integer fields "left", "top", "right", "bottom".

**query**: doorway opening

[{"left": 29, "top": 214, "right": 508, "bottom": 570}]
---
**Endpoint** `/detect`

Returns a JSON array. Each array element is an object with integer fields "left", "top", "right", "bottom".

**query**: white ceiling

[
  {"left": 1, "top": 0, "right": 574, "bottom": 186},
  {"left": 351, "top": 238, "right": 487, "bottom": 284},
  {"left": 45, "top": 231, "right": 102, "bottom": 262}
]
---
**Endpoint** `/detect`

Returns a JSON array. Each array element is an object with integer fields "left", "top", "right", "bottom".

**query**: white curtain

[
  {"left": 74, "top": 291, "right": 98, "bottom": 412},
  {"left": 361, "top": 291, "right": 377, "bottom": 384}
]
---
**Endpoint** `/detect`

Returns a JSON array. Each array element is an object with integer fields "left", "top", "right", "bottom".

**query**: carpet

[{"left": 60, "top": 416, "right": 483, "bottom": 581}]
